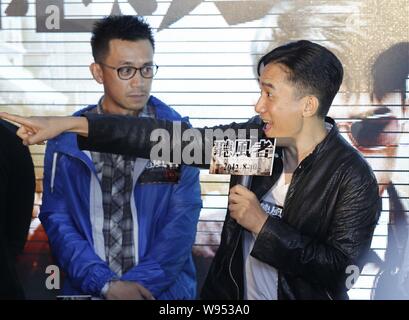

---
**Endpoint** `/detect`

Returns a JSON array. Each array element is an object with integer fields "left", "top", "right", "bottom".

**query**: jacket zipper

[
  {"left": 50, "top": 152, "right": 58, "bottom": 193},
  {"left": 50, "top": 149, "right": 100, "bottom": 192},
  {"left": 282, "top": 163, "right": 303, "bottom": 212},
  {"left": 229, "top": 228, "right": 242, "bottom": 300},
  {"left": 325, "top": 290, "right": 333, "bottom": 300}
]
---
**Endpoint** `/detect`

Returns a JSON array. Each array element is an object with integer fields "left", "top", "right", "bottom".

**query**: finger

[
  {"left": 231, "top": 185, "right": 256, "bottom": 200},
  {"left": 16, "top": 127, "right": 34, "bottom": 145},
  {"left": 229, "top": 185, "right": 241, "bottom": 193},
  {"left": 139, "top": 286, "right": 155, "bottom": 300},
  {"left": 16, "top": 125, "right": 38, "bottom": 142},
  {"left": 228, "top": 186, "right": 241, "bottom": 198},
  {"left": 27, "top": 134, "right": 47, "bottom": 145},
  {"left": 228, "top": 193, "right": 242, "bottom": 204},
  {"left": 228, "top": 206, "right": 243, "bottom": 223},
  {"left": 18, "top": 126, "right": 48, "bottom": 145},
  {"left": 0, "top": 112, "right": 32, "bottom": 127},
  {"left": 228, "top": 203, "right": 243, "bottom": 216},
  {"left": 16, "top": 127, "right": 32, "bottom": 142},
  {"left": 229, "top": 185, "right": 253, "bottom": 199},
  {"left": 230, "top": 184, "right": 250, "bottom": 194}
]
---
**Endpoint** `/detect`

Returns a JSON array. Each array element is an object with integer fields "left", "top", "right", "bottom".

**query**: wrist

[
  {"left": 254, "top": 211, "right": 269, "bottom": 235},
  {"left": 68, "top": 117, "right": 89, "bottom": 136},
  {"left": 101, "top": 279, "right": 119, "bottom": 299}
]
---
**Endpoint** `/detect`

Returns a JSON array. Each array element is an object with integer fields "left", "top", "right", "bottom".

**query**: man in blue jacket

[{"left": 39, "top": 15, "right": 202, "bottom": 299}]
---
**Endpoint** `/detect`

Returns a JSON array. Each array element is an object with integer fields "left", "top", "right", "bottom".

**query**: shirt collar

[{"left": 96, "top": 95, "right": 155, "bottom": 119}]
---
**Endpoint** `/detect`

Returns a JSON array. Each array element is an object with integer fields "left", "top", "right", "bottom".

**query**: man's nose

[
  {"left": 130, "top": 71, "right": 144, "bottom": 87},
  {"left": 254, "top": 96, "right": 265, "bottom": 114}
]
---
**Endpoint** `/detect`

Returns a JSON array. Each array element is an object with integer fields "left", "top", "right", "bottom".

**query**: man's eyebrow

[
  {"left": 260, "top": 81, "right": 275, "bottom": 90},
  {"left": 117, "top": 61, "right": 154, "bottom": 66}
]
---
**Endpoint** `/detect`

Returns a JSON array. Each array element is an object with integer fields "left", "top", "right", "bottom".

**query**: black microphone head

[{"left": 238, "top": 175, "right": 253, "bottom": 188}]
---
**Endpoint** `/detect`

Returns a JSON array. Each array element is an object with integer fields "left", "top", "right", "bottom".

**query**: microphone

[{"left": 237, "top": 175, "right": 253, "bottom": 188}]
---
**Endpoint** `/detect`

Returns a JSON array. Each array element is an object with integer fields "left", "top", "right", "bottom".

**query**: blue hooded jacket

[{"left": 39, "top": 96, "right": 202, "bottom": 299}]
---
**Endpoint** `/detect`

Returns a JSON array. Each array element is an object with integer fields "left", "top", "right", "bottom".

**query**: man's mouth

[
  {"left": 262, "top": 119, "right": 272, "bottom": 132},
  {"left": 128, "top": 93, "right": 147, "bottom": 100}
]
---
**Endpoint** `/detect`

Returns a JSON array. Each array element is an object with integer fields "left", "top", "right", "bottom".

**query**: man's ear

[
  {"left": 303, "top": 96, "right": 320, "bottom": 118},
  {"left": 90, "top": 63, "right": 104, "bottom": 84}
]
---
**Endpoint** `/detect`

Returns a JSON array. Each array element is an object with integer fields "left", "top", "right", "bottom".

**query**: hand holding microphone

[
  {"left": 228, "top": 178, "right": 268, "bottom": 235},
  {"left": 211, "top": 137, "right": 275, "bottom": 233}
]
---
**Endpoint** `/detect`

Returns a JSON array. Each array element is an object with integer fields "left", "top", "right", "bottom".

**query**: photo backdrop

[{"left": 0, "top": 0, "right": 407, "bottom": 299}]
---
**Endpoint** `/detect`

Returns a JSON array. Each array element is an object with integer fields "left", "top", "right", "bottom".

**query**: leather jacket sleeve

[
  {"left": 251, "top": 160, "right": 381, "bottom": 290},
  {"left": 78, "top": 113, "right": 263, "bottom": 168}
]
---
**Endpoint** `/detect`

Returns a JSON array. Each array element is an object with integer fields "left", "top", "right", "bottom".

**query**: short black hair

[
  {"left": 91, "top": 15, "right": 155, "bottom": 62},
  {"left": 257, "top": 40, "right": 343, "bottom": 118},
  {"left": 372, "top": 42, "right": 409, "bottom": 103}
]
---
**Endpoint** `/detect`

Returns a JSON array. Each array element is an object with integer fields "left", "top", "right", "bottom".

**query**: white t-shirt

[{"left": 243, "top": 171, "right": 289, "bottom": 300}]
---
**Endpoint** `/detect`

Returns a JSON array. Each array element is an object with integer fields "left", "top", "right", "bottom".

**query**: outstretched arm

[
  {"left": 1, "top": 112, "right": 263, "bottom": 167},
  {"left": 0, "top": 113, "right": 88, "bottom": 145}
]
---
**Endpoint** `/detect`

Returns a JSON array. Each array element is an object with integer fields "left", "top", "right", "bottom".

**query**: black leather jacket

[{"left": 79, "top": 114, "right": 381, "bottom": 300}]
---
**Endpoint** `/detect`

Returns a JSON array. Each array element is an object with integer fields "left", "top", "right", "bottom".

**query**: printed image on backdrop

[{"left": 0, "top": 0, "right": 407, "bottom": 300}]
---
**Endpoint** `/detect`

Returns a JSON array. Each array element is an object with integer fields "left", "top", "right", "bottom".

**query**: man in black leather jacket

[{"left": 0, "top": 40, "right": 381, "bottom": 300}]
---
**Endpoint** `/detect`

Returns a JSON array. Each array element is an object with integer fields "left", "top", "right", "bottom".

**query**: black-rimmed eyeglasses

[{"left": 98, "top": 62, "right": 159, "bottom": 80}]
